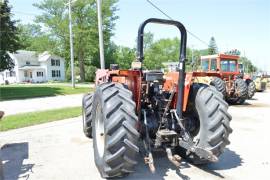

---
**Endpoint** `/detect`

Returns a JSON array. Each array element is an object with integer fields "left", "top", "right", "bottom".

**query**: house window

[
  {"left": 37, "top": 72, "right": 43, "bottom": 77},
  {"left": 24, "top": 71, "right": 27, "bottom": 77},
  {"left": 52, "top": 70, "right": 55, "bottom": 77},
  {"left": 51, "top": 59, "right": 60, "bottom": 66},
  {"left": 56, "top": 60, "right": 60, "bottom": 66},
  {"left": 6, "top": 71, "right": 16, "bottom": 77},
  {"left": 52, "top": 70, "right": 61, "bottom": 77},
  {"left": 57, "top": 70, "right": 61, "bottom": 77},
  {"left": 51, "top": 59, "right": 55, "bottom": 66},
  {"left": 26, "top": 61, "right": 30, "bottom": 65}
]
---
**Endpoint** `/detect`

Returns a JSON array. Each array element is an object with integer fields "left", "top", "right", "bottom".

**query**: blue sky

[{"left": 9, "top": 0, "right": 270, "bottom": 71}]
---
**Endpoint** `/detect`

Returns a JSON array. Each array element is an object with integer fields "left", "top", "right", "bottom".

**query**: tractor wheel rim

[
  {"left": 82, "top": 106, "right": 86, "bottom": 125},
  {"left": 95, "top": 104, "right": 105, "bottom": 157}
]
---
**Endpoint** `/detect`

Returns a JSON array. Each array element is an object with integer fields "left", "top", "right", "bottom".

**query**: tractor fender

[
  {"left": 163, "top": 72, "right": 193, "bottom": 112},
  {"left": 95, "top": 69, "right": 109, "bottom": 86},
  {"left": 183, "top": 73, "right": 193, "bottom": 112},
  {"left": 243, "top": 74, "right": 251, "bottom": 80}
]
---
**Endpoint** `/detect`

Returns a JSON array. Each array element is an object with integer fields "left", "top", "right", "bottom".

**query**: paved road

[
  {"left": 1, "top": 94, "right": 84, "bottom": 116},
  {"left": 0, "top": 91, "right": 270, "bottom": 180}
]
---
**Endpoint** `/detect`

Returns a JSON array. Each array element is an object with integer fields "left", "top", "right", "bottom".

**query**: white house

[
  {"left": 0, "top": 50, "right": 65, "bottom": 84},
  {"left": 162, "top": 62, "right": 179, "bottom": 72}
]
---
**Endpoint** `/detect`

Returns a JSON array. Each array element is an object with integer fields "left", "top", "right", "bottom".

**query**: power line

[
  {"left": 146, "top": 0, "right": 209, "bottom": 47},
  {"left": 12, "top": 11, "right": 39, "bottom": 16}
]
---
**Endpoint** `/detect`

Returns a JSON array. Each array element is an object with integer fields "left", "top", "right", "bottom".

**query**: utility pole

[
  {"left": 243, "top": 50, "right": 248, "bottom": 74},
  {"left": 68, "top": 0, "right": 75, "bottom": 88},
  {"left": 191, "top": 45, "right": 195, "bottom": 71},
  {"left": 96, "top": 0, "right": 105, "bottom": 69}
]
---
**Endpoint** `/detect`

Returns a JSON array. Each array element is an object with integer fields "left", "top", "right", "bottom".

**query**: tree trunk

[{"left": 78, "top": 49, "right": 85, "bottom": 82}]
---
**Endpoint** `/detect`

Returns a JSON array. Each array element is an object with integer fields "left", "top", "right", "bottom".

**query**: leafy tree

[
  {"left": 18, "top": 23, "right": 55, "bottom": 52},
  {"left": 208, "top": 36, "right": 218, "bottom": 55},
  {"left": 143, "top": 32, "right": 154, "bottom": 50},
  {"left": 186, "top": 48, "right": 201, "bottom": 71},
  {"left": 199, "top": 49, "right": 208, "bottom": 56},
  {"left": 104, "top": 42, "right": 118, "bottom": 68},
  {"left": 141, "top": 36, "right": 199, "bottom": 71},
  {"left": 239, "top": 56, "right": 257, "bottom": 73},
  {"left": 0, "top": 0, "right": 21, "bottom": 71},
  {"left": 144, "top": 37, "right": 180, "bottom": 69},
  {"left": 115, "top": 46, "right": 135, "bottom": 69},
  {"left": 33, "top": 0, "right": 118, "bottom": 81},
  {"left": 85, "top": 65, "right": 97, "bottom": 82}
]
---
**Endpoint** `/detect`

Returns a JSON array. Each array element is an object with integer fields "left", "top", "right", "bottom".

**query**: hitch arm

[
  {"left": 171, "top": 110, "right": 218, "bottom": 162},
  {"left": 142, "top": 109, "right": 156, "bottom": 173}
]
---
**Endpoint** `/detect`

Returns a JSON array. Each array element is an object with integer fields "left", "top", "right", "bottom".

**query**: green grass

[
  {"left": 0, "top": 106, "right": 82, "bottom": 131},
  {"left": 0, "top": 85, "right": 92, "bottom": 101}
]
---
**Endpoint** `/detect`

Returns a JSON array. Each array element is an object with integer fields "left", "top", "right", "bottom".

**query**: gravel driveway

[
  {"left": 1, "top": 94, "right": 85, "bottom": 116},
  {"left": 0, "top": 91, "right": 269, "bottom": 180}
]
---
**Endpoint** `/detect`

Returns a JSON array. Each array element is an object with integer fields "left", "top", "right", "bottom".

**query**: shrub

[{"left": 85, "top": 65, "right": 97, "bottom": 82}]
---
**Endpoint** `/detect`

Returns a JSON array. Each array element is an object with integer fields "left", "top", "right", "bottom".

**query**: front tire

[
  {"left": 92, "top": 82, "right": 139, "bottom": 178},
  {"left": 178, "top": 83, "right": 232, "bottom": 164}
]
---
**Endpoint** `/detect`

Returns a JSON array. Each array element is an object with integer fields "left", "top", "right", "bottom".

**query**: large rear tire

[
  {"left": 82, "top": 93, "right": 93, "bottom": 138},
  {"left": 92, "top": 82, "right": 139, "bottom": 178},
  {"left": 210, "top": 77, "right": 226, "bottom": 97},
  {"left": 178, "top": 83, "right": 232, "bottom": 164},
  {"left": 0, "top": 158, "right": 3, "bottom": 180},
  {"left": 246, "top": 79, "right": 256, "bottom": 99}
]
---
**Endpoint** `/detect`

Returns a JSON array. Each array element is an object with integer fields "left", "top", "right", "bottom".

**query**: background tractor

[
  {"left": 197, "top": 54, "right": 252, "bottom": 104},
  {"left": 82, "top": 18, "right": 232, "bottom": 178},
  {"left": 253, "top": 74, "right": 268, "bottom": 92}
]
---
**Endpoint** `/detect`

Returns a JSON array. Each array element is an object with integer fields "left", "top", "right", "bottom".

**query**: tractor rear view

[
  {"left": 253, "top": 74, "right": 267, "bottom": 92},
  {"left": 82, "top": 18, "right": 232, "bottom": 178},
  {"left": 238, "top": 63, "right": 256, "bottom": 99},
  {"left": 198, "top": 54, "right": 254, "bottom": 104}
]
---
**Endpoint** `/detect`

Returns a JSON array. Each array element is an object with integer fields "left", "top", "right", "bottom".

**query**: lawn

[
  {"left": 0, "top": 106, "right": 82, "bottom": 131},
  {"left": 0, "top": 84, "right": 92, "bottom": 101}
]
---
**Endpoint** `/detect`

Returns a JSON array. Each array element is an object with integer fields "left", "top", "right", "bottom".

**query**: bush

[
  {"left": 85, "top": 65, "right": 97, "bottom": 82},
  {"left": 66, "top": 66, "right": 82, "bottom": 81}
]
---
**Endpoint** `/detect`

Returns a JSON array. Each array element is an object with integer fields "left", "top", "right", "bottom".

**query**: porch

[{"left": 18, "top": 66, "right": 46, "bottom": 83}]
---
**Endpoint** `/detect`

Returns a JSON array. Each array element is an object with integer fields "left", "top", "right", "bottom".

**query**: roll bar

[
  {"left": 136, "top": 18, "right": 188, "bottom": 118},
  {"left": 136, "top": 18, "right": 187, "bottom": 63}
]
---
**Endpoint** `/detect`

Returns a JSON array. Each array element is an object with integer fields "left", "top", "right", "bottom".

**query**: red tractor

[
  {"left": 82, "top": 18, "right": 232, "bottom": 178},
  {"left": 199, "top": 54, "right": 254, "bottom": 104}
]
